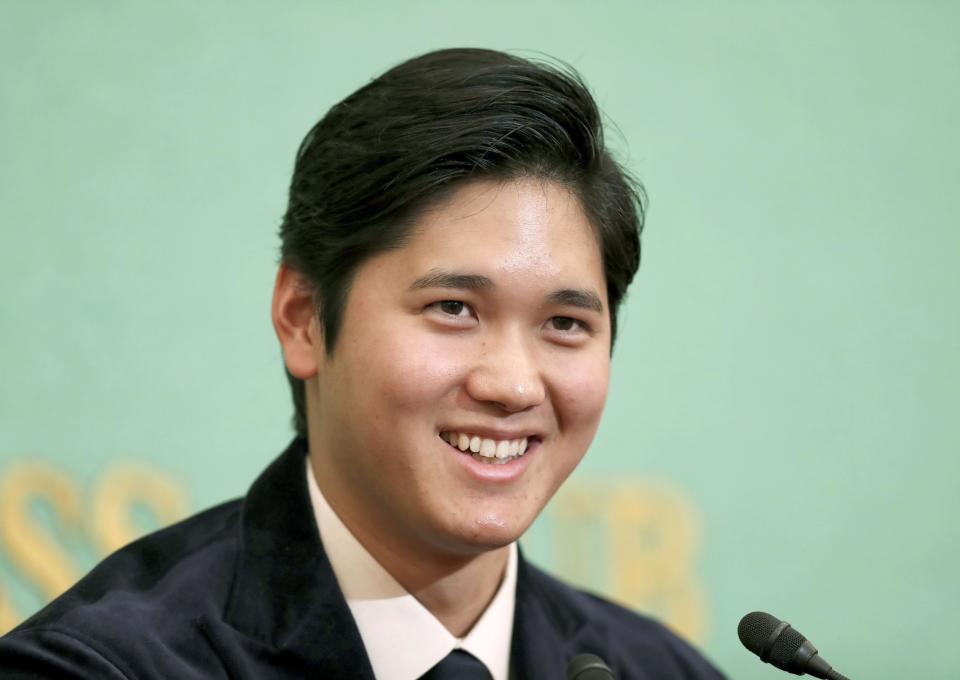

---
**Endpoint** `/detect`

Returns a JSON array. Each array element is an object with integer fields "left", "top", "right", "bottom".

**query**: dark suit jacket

[{"left": 0, "top": 438, "right": 725, "bottom": 679}]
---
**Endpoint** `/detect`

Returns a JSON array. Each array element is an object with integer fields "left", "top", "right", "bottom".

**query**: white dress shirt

[{"left": 306, "top": 459, "right": 517, "bottom": 680}]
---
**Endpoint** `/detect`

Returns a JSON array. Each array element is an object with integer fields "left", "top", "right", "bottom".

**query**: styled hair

[{"left": 279, "top": 48, "right": 645, "bottom": 437}]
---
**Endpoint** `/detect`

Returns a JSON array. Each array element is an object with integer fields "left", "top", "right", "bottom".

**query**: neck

[{"left": 397, "top": 546, "right": 510, "bottom": 637}]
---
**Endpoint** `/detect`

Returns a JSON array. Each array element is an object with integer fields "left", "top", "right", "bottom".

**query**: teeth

[{"left": 441, "top": 431, "right": 532, "bottom": 462}]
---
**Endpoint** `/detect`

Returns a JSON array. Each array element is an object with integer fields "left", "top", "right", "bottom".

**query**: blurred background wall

[{"left": 1, "top": 2, "right": 957, "bottom": 677}]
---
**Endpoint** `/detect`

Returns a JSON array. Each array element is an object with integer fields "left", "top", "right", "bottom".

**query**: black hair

[{"left": 279, "top": 48, "right": 645, "bottom": 437}]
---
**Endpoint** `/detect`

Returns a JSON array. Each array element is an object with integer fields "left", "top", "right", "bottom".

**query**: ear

[{"left": 271, "top": 266, "right": 323, "bottom": 380}]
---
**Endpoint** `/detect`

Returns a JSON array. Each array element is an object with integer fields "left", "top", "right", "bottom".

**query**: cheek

[
  {"left": 551, "top": 352, "right": 610, "bottom": 441},
  {"left": 342, "top": 325, "right": 469, "bottom": 414}
]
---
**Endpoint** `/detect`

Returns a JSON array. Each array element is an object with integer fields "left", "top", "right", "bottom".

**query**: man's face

[{"left": 306, "top": 178, "right": 611, "bottom": 558}]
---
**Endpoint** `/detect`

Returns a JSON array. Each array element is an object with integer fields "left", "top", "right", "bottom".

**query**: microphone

[
  {"left": 566, "top": 653, "right": 614, "bottom": 680},
  {"left": 738, "top": 611, "right": 851, "bottom": 680}
]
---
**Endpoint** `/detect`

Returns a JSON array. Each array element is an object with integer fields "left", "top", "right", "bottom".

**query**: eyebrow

[
  {"left": 408, "top": 269, "right": 493, "bottom": 291},
  {"left": 546, "top": 288, "right": 604, "bottom": 314},
  {"left": 409, "top": 268, "right": 604, "bottom": 314}
]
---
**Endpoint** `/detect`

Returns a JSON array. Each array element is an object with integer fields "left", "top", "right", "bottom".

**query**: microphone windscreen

[
  {"left": 566, "top": 653, "right": 614, "bottom": 680},
  {"left": 737, "top": 611, "right": 780, "bottom": 654},
  {"left": 737, "top": 611, "right": 806, "bottom": 665}
]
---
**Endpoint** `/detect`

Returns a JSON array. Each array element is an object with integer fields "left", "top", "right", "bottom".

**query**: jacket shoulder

[
  {"left": 1, "top": 499, "right": 244, "bottom": 677},
  {"left": 522, "top": 561, "right": 726, "bottom": 679}
]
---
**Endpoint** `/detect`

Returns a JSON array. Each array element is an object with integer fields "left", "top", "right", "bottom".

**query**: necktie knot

[{"left": 420, "top": 649, "right": 491, "bottom": 679}]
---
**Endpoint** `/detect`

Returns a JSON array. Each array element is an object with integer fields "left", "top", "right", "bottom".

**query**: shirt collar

[{"left": 306, "top": 458, "right": 517, "bottom": 680}]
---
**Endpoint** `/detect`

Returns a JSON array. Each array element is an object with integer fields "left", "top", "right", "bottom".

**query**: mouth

[{"left": 439, "top": 431, "right": 536, "bottom": 465}]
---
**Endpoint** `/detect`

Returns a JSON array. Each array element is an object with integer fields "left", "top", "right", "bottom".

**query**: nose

[{"left": 464, "top": 328, "right": 546, "bottom": 413}]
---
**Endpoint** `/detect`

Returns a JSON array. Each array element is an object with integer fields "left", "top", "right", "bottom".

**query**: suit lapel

[
  {"left": 511, "top": 551, "right": 588, "bottom": 680},
  {"left": 202, "top": 438, "right": 375, "bottom": 679},
  {"left": 512, "top": 551, "right": 638, "bottom": 680}
]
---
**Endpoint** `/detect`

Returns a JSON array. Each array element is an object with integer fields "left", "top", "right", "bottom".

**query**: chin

[{"left": 446, "top": 510, "right": 534, "bottom": 553}]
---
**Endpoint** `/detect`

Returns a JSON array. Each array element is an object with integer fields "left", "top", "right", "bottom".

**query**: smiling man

[{"left": 0, "top": 49, "right": 725, "bottom": 679}]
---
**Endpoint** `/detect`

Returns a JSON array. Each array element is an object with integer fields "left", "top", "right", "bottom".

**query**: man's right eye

[
  {"left": 435, "top": 300, "right": 466, "bottom": 316},
  {"left": 423, "top": 300, "right": 478, "bottom": 326}
]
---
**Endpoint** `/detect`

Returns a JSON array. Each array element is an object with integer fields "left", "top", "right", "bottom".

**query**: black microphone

[
  {"left": 738, "top": 611, "right": 851, "bottom": 679},
  {"left": 566, "top": 653, "right": 614, "bottom": 680}
]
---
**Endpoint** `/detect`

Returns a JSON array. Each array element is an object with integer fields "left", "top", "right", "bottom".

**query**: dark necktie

[{"left": 420, "top": 649, "right": 492, "bottom": 679}]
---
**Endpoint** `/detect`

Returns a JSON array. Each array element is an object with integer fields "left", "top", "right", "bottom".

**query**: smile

[{"left": 439, "top": 431, "right": 530, "bottom": 465}]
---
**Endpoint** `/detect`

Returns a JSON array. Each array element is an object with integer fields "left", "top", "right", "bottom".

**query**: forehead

[{"left": 395, "top": 178, "right": 605, "bottom": 285}]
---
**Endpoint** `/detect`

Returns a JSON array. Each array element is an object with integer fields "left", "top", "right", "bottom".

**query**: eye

[
  {"left": 424, "top": 299, "right": 477, "bottom": 324},
  {"left": 437, "top": 300, "right": 466, "bottom": 316},
  {"left": 549, "top": 316, "right": 588, "bottom": 333},
  {"left": 550, "top": 316, "right": 578, "bottom": 331}
]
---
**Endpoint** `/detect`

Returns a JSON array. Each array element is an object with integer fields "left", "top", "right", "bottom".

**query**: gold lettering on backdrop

[
  {"left": 550, "top": 482, "right": 707, "bottom": 644},
  {"left": 0, "top": 584, "right": 18, "bottom": 635},
  {"left": 0, "top": 464, "right": 83, "bottom": 606},
  {"left": 91, "top": 464, "right": 189, "bottom": 555},
  {"left": 0, "top": 461, "right": 188, "bottom": 634},
  {"left": 549, "top": 485, "right": 605, "bottom": 588}
]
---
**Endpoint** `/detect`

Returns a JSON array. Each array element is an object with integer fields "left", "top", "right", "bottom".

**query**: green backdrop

[{"left": 2, "top": 2, "right": 958, "bottom": 678}]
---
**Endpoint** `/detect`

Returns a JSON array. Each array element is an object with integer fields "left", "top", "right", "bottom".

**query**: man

[{"left": 0, "top": 49, "right": 725, "bottom": 678}]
